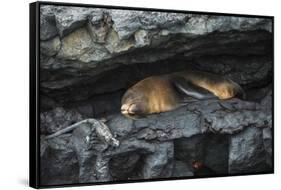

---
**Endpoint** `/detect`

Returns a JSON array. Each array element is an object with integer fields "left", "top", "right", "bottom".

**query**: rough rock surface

[
  {"left": 39, "top": 5, "right": 273, "bottom": 186},
  {"left": 40, "top": 91, "right": 272, "bottom": 185},
  {"left": 40, "top": 107, "right": 84, "bottom": 134},
  {"left": 229, "top": 127, "right": 268, "bottom": 174},
  {"left": 40, "top": 135, "right": 79, "bottom": 185},
  {"left": 40, "top": 5, "right": 272, "bottom": 106}
]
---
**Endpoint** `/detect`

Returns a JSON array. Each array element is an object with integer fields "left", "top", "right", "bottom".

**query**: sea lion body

[
  {"left": 122, "top": 75, "right": 180, "bottom": 115},
  {"left": 121, "top": 70, "right": 244, "bottom": 118},
  {"left": 175, "top": 70, "right": 240, "bottom": 99}
]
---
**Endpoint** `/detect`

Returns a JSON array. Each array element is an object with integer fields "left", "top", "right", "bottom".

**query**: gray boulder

[{"left": 229, "top": 127, "right": 270, "bottom": 174}]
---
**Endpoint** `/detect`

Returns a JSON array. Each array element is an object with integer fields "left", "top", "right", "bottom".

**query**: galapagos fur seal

[{"left": 121, "top": 70, "right": 245, "bottom": 119}]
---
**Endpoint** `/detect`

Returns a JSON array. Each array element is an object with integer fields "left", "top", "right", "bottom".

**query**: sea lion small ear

[{"left": 172, "top": 76, "right": 218, "bottom": 100}]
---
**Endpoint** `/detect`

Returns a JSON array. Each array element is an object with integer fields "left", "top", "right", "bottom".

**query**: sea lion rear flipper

[{"left": 172, "top": 76, "right": 218, "bottom": 100}]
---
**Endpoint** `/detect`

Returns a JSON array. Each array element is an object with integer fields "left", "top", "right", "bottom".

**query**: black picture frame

[{"left": 30, "top": 1, "right": 274, "bottom": 189}]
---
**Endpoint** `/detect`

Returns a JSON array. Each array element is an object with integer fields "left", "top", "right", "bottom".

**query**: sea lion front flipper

[{"left": 172, "top": 77, "right": 218, "bottom": 100}]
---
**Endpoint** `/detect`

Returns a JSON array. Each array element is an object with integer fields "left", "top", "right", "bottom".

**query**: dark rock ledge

[
  {"left": 40, "top": 5, "right": 272, "bottom": 105},
  {"left": 40, "top": 90, "right": 272, "bottom": 185}
]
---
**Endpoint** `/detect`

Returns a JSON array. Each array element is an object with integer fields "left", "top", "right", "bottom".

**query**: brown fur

[
  {"left": 175, "top": 70, "right": 241, "bottom": 100},
  {"left": 121, "top": 70, "right": 243, "bottom": 119}
]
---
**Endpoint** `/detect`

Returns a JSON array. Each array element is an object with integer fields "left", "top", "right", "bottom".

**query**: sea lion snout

[
  {"left": 121, "top": 103, "right": 138, "bottom": 115},
  {"left": 121, "top": 104, "right": 130, "bottom": 114},
  {"left": 121, "top": 101, "right": 147, "bottom": 119}
]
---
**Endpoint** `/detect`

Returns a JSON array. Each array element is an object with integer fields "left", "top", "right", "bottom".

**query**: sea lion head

[{"left": 121, "top": 88, "right": 148, "bottom": 119}]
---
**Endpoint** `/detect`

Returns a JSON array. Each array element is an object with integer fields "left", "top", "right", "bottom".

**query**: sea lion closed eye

[{"left": 121, "top": 70, "right": 245, "bottom": 119}]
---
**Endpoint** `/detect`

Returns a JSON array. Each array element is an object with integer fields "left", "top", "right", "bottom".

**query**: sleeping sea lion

[{"left": 121, "top": 70, "right": 245, "bottom": 119}]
